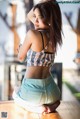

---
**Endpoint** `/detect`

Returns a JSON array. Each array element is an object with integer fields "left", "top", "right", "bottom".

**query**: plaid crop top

[{"left": 26, "top": 31, "right": 55, "bottom": 67}]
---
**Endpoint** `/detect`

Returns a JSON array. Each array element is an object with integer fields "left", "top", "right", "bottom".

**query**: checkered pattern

[{"left": 27, "top": 49, "right": 55, "bottom": 67}]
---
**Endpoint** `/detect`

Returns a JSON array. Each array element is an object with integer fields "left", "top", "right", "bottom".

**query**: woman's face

[{"left": 33, "top": 8, "right": 49, "bottom": 30}]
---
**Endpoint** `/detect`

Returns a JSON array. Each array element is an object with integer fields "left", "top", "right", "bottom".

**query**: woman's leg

[{"left": 42, "top": 100, "right": 60, "bottom": 114}]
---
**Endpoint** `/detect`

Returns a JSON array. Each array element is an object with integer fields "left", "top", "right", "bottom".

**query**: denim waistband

[{"left": 22, "top": 75, "right": 54, "bottom": 88}]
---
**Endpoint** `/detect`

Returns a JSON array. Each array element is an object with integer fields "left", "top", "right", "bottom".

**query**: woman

[{"left": 13, "top": 0, "right": 62, "bottom": 114}]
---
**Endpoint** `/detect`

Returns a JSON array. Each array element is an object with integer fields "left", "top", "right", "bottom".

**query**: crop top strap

[{"left": 39, "top": 31, "right": 44, "bottom": 50}]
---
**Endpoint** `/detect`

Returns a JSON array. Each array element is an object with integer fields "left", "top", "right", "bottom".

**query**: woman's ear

[{"left": 45, "top": 22, "right": 51, "bottom": 26}]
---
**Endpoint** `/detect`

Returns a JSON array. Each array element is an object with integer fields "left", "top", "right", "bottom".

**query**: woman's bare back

[
  {"left": 25, "top": 30, "right": 55, "bottom": 79},
  {"left": 25, "top": 66, "right": 50, "bottom": 79}
]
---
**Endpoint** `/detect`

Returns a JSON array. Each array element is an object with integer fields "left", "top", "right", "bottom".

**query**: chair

[{"left": 51, "top": 63, "right": 62, "bottom": 99}]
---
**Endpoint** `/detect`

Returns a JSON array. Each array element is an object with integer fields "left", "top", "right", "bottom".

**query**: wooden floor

[{"left": 0, "top": 101, "right": 80, "bottom": 119}]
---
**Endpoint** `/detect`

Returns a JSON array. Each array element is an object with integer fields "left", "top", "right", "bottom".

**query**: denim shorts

[{"left": 13, "top": 75, "right": 60, "bottom": 107}]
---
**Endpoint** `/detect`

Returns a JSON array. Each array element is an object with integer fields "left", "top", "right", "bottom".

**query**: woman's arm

[{"left": 17, "top": 30, "right": 34, "bottom": 62}]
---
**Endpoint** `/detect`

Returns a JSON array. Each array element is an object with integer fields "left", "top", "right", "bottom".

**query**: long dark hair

[{"left": 33, "top": 0, "right": 62, "bottom": 53}]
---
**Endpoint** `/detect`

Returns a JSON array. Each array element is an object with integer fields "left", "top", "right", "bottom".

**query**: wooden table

[{"left": 0, "top": 101, "right": 80, "bottom": 119}]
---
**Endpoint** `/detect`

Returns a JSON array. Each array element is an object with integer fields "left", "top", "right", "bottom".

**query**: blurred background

[{"left": 0, "top": 0, "right": 80, "bottom": 105}]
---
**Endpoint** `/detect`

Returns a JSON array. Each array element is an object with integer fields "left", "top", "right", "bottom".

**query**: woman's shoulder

[
  {"left": 26, "top": 29, "right": 41, "bottom": 41},
  {"left": 27, "top": 29, "right": 40, "bottom": 36}
]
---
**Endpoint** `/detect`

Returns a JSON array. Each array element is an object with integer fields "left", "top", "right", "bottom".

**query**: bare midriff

[{"left": 24, "top": 66, "right": 51, "bottom": 79}]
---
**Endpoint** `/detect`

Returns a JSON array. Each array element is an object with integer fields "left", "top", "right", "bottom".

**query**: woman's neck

[{"left": 38, "top": 28, "right": 50, "bottom": 33}]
